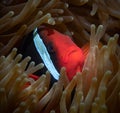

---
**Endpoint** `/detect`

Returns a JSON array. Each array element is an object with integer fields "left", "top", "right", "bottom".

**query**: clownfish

[{"left": 18, "top": 26, "right": 89, "bottom": 83}]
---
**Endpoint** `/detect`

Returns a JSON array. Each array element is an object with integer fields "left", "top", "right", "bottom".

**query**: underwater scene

[{"left": 0, "top": 0, "right": 120, "bottom": 113}]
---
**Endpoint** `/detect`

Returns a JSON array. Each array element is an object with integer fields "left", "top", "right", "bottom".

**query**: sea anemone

[{"left": 0, "top": 0, "right": 120, "bottom": 113}]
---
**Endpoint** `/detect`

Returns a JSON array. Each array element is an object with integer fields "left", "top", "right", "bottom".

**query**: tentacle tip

[
  {"left": 12, "top": 48, "right": 17, "bottom": 52},
  {"left": 64, "top": 3, "right": 69, "bottom": 8},
  {"left": 40, "top": 63, "right": 44, "bottom": 68},
  {"left": 98, "top": 25, "right": 104, "bottom": 30},
  {"left": 59, "top": 9, "right": 64, "bottom": 14},
  {"left": 91, "top": 24, "right": 96, "bottom": 29},
  {"left": 9, "top": 11, "right": 15, "bottom": 16},
  {"left": 48, "top": 18, "right": 56, "bottom": 25}
]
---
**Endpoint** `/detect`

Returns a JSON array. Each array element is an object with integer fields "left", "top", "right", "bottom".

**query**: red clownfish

[{"left": 22, "top": 27, "right": 103, "bottom": 86}]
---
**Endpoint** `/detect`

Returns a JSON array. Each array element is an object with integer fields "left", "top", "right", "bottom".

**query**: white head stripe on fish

[{"left": 33, "top": 28, "right": 60, "bottom": 80}]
